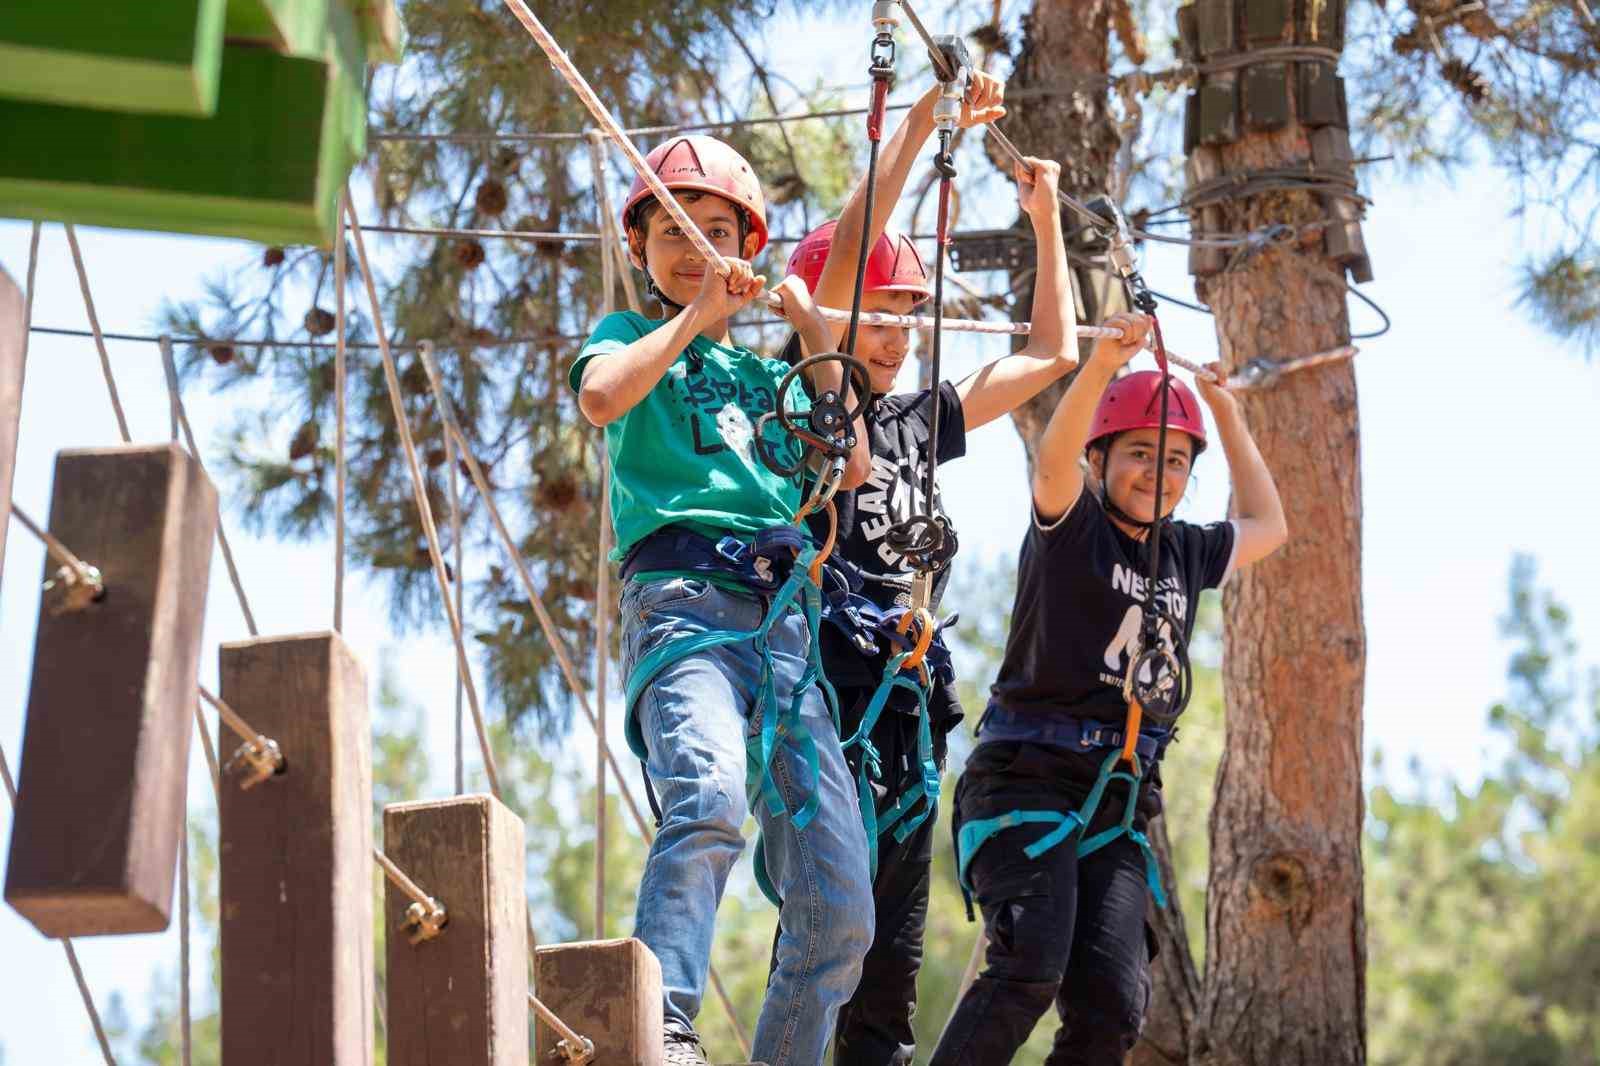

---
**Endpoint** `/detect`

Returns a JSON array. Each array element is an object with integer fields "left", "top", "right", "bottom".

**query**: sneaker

[{"left": 663, "top": 1030, "right": 710, "bottom": 1066}]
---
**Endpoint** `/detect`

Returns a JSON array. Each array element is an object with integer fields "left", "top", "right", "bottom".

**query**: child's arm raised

[
  {"left": 807, "top": 72, "right": 1006, "bottom": 344},
  {"left": 1031, "top": 312, "right": 1151, "bottom": 522},
  {"left": 578, "top": 261, "right": 765, "bottom": 427},
  {"left": 955, "top": 157, "right": 1077, "bottom": 431},
  {"left": 1195, "top": 366, "right": 1288, "bottom": 569}
]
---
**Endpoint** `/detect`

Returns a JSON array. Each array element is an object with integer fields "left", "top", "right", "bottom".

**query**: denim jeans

[
  {"left": 622, "top": 575, "right": 874, "bottom": 1066},
  {"left": 929, "top": 741, "right": 1154, "bottom": 1066}
]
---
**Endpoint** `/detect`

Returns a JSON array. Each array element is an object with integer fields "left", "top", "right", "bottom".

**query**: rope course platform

[{"left": 0, "top": 0, "right": 1384, "bottom": 1061}]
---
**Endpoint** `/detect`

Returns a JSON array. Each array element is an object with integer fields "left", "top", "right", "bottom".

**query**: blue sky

[{"left": 3, "top": 9, "right": 1599, "bottom": 1064}]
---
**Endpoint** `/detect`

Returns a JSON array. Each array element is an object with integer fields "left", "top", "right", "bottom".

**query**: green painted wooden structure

[{"left": 0, "top": 0, "right": 401, "bottom": 247}]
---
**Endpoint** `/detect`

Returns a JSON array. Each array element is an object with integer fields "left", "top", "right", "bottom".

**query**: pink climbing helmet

[
  {"left": 621, "top": 135, "right": 769, "bottom": 253},
  {"left": 1087, "top": 371, "right": 1208, "bottom": 455},
  {"left": 785, "top": 220, "right": 932, "bottom": 304}
]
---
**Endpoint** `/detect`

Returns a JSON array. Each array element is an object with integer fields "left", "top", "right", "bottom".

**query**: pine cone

[
  {"left": 1441, "top": 57, "right": 1491, "bottom": 105},
  {"left": 970, "top": 23, "right": 1008, "bottom": 54},
  {"left": 262, "top": 247, "right": 286, "bottom": 268},
  {"left": 768, "top": 172, "right": 807, "bottom": 206},
  {"left": 425, "top": 446, "right": 447, "bottom": 468},
  {"left": 1392, "top": 27, "right": 1426, "bottom": 54},
  {"left": 455, "top": 240, "right": 486, "bottom": 270},
  {"left": 289, "top": 420, "right": 319, "bottom": 461},
  {"left": 535, "top": 475, "right": 579, "bottom": 513},
  {"left": 208, "top": 344, "right": 235, "bottom": 365},
  {"left": 304, "top": 307, "right": 337, "bottom": 336},
  {"left": 474, "top": 180, "right": 508, "bottom": 216}
]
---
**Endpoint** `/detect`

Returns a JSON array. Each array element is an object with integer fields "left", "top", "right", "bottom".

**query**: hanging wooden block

[
  {"left": 1310, "top": 125, "right": 1355, "bottom": 175},
  {"left": 4, "top": 444, "right": 217, "bottom": 938},
  {"left": 535, "top": 938, "right": 664, "bottom": 1066},
  {"left": 1245, "top": 0, "right": 1293, "bottom": 46},
  {"left": 1195, "top": 0, "right": 1235, "bottom": 58},
  {"left": 0, "top": 44, "right": 365, "bottom": 248},
  {"left": 1298, "top": 62, "right": 1344, "bottom": 128},
  {"left": 218, "top": 632, "right": 372, "bottom": 1066},
  {"left": 0, "top": 0, "right": 225, "bottom": 117},
  {"left": 1323, "top": 195, "right": 1373, "bottom": 283},
  {"left": 386, "top": 795, "right": 528, "bottom": 1066},
  {"left": 1198, "top": 78, "right": 1239, "bottom": 146},
  {"left": 1242, "top": 63, "right": 1291, "bottom": 131},
  {"left": 1185, "top": 148, "right": 1227, "bottom": 278},
  {"left": 0, "top": 266, "right": 23, "bottom": 597},
  {"left": 1183, "top": 92, "right": 1200, "bottom": 154}
]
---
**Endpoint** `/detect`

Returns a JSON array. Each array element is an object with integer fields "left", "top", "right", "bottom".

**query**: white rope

[
  {"left": 9, "top": 504, "right": 99, "bottom": 584},
  {"left": 529, "top": 993, "right": 596, "bottom": 1064},
  {"left": 587, "top": 134, "right": 615, "bottom": 942},
  {"left": 343, "top": 196, "right": 505, "bottom": 797},
  {"left": 0, "top": 744, "right": 119, "bottom": 1065},
  {"left": 334, "top": 191, "right": 350, "bottom": 633},
  {"left": 446, "top": 427, "right": 466, "bottom": 795},
  {"left": 62, "top": 224, "right": 132, "bottom": 442},
  {"left": 158, "top": 337, "right": 259, "bottom": 636}
]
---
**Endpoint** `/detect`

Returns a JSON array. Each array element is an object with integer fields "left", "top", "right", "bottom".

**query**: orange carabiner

[
  {"left": 1118, "top": 696, "right": 1144, "bottom": 768},
  {"left": 807, "top": 499, "right": 838, "bottom": 587},
  {"left": 896, "top": 606, "right": 937, "bottom": 673}
]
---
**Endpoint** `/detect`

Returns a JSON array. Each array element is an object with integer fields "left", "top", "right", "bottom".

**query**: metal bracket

[
  {"left": 224, "top": 735, "right": 285, "bottom": 791},
  {"left": 42, "top": 562, "right": 104, "bottom": 614},
  {"left": 948, "top": 228, "right": 1034, "bottom": 273},
  {"left": 403, "top": 897, "right": 449, "bottom": 945}
]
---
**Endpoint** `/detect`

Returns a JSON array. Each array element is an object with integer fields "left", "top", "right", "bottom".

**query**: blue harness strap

[
  {"left": 838, "top": 651, "right": 940, "bottom": 877},
  {"left": 620, "top": 527, "right": 838, "bottom": 909},
  {"left": 955, "top": 747, "right": 1168, "bottom": 916}
]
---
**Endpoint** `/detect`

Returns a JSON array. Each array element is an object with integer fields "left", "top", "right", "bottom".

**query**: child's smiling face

[
  {"left": 852, "top": 290, "right": 919, "bottom": 394},
  {"left": 1090, "top": 428, "right": 1195, "bottom": 525},
  {"left": 629, "top": 191, "right": 760, "bottom": 309}
]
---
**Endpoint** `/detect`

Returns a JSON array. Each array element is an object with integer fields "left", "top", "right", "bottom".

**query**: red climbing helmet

[
  {"left": 621, "top": 135, "right": 769, "bottom": 253},
  {"left": 1087, "top": 371, "right": 1208, "bottom": 455},
  {"left": 785, "top": 220, "right": 932, "bottom": 304}
]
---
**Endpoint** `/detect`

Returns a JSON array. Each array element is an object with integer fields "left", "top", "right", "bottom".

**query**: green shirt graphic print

[{"left": 571, "top": 311, "right": 811, "bottom": 561}]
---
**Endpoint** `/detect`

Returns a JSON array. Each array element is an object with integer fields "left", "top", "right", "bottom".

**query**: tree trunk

[
  {"left": 1002, "top": 0, "right": 1127, "bottom": 464},
  {"left": 1193, "top": 123, "right": 1367, "bottom": 1066}
]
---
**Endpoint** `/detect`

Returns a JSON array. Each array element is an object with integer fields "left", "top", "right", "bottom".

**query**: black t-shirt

[
  {"left": 811, "top": 381, "right": 968, "bottom": 726},
  {"left": 989, "top": 488, "right": 1236, "bottom": 724}
]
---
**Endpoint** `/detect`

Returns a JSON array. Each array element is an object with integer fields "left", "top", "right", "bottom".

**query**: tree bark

[
  {"left": 1193, "top": 122, "right": 1367, "bottom": 1066},
  {"left": 1002, "top": 0, "right": 1128, "bottom": 464}
]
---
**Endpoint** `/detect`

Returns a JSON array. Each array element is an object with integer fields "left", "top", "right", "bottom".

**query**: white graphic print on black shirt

[
  {"left": 989, "top": 487, "right": 1237, "bottom": 725},
  {"left": 809, "top": 381, "right": 967, "bottom": 708}
]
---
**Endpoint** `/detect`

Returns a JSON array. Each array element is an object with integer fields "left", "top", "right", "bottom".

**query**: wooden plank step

[{"left": 4, "top": 444, "right": 217, "bottom": 937}]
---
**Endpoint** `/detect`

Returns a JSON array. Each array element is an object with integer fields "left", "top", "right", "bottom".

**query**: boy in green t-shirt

[{"left": 571, "top": 135, "right": 873, "bottom": 1066}]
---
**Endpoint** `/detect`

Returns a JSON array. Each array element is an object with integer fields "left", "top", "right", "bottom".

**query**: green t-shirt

[{"left": 570, "top": 311, "right": 811, "bottom": 561}]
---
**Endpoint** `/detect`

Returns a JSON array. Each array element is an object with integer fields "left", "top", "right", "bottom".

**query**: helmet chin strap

[{"left": 1094, "top": 442, "right": 1156, "bottom": 539}]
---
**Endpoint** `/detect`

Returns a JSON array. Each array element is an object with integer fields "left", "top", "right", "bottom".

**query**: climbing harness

[
  {"left": 619, "top": 524, "right": 840, "bottom": 906},
  {"left": 954, "top": 198, "right": 1207, "bottom": 922}
]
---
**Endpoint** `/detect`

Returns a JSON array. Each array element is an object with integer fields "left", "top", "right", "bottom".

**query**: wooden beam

[
  {"left": 385, "top": 795, "right": 527, "bottom": 1066},
  {"left": 535, "top": 938, "right": 663, "bottom": 1066},
  {"left": 0, "top": 264, "right": 24, "bottom": 596},
  {"left": 5, "top": 444, "right": 217, "bottom": 937},
  {"left": 0, "top": 0, "right": 225, "bottom": 116},
  {"left": 218, "top": 631, "right": 373, "bottom": 1066}
]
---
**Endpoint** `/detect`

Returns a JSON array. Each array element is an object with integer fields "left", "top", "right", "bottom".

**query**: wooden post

[
  {"left": 0, "top": 264, "right": 24, "bottom": 594},
  {"left": 5, "top": 443, "right": 217, "bottom": 937},
  {"left": 535, "top": 938, "right": 663, "bottom": 1066},
  {"left": 385, "top": 795, "right": 527, "bottom": 1066},
  {"left": 218, "top": 631, "right": 373, "bottom": 1066}
]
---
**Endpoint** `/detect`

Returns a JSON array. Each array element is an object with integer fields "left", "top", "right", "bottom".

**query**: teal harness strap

[
  {"left": 955, "top": 748, "right": 1168, "bottom": 911},
  {"left": 839, "top": 651, "right": 942, "bottom": 877},
  {"left": 622, "top": 551, "right": 838, "bottom": 909}
]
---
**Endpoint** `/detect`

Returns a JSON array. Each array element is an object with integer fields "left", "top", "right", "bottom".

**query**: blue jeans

[{"left": 621, "top": 575, "right": 874, "bottom": 1066}]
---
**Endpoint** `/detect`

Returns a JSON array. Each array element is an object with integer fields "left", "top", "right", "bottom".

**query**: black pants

[
  {"left": 929, "top": 742, "right": 1155, "bottom": 1066},
  {"left": 768, "top": 681, "right": 947, "bottom": 1066}
]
